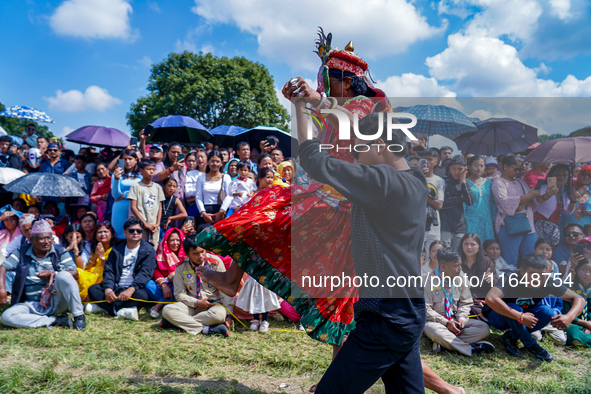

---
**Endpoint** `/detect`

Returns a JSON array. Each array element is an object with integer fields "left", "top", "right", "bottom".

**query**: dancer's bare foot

[{"left": 196, "top": 261, "right": 243, "bottom": 297}]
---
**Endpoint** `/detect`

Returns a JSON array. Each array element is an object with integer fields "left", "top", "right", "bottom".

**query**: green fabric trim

[{"left": 196, "top": 227, "right": 355, "bottom": 345}]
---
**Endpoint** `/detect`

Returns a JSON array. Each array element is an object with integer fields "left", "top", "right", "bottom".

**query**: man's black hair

[
  {"left": 411, "top": 145, "right": 425, "bottom": 154},
  {"left": 271, "top": 147, "right": 284, "bottom": 155},
  {"left": 37, "top": 136, "right": 49, "bottom": 143},
  {"left": 123, "top": 217, "right": 144, "bottom": 230},
  {"left": 236, "top": 161, "right": 251, "bottom": 171},
  {"left": 448, "top": 154, "right": 467, "bottom": 167},
  {"left": 26, "top": 123, "right": 36, "bottom": 128},
  {"left": 0, "top": 136, "right": 13, "bottom": 143},
  {"left": 74, "top": 154, "right": 88, "bottom": 163},
  {"left": 183, "top": 234, "right": 200, "bottom": 254},
  {"left": 564, "top": 223, "right": 584, "bottom": 234},
  {"left": 520, "top": 253, "right": 550, "bottom": 271},
  {"left": 440, "top": 146, "right": 453, "bottom": 152},
  {"left": 421, "top": 148, "right": 440, "bottom": 159},
  {"left": 138, "top": 159, "right": 156, "bottom": 169},
  {"left": 357, "top": 112, "right": 412, "bottom": 158},
  {"left": 237, "top": 141, "right": 250, "bottom": 150},
  {"left": 437, "top": 247, "right": 460, "bottom": 265}
]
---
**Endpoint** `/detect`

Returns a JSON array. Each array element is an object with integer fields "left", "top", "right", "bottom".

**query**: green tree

[
  {"left": 126, "top": 52, "right": 289, "bottom": 137},
  {"left": 538, "top": 133, "right": 568, "bottom": 143},
  {"left": 0, "top": 102, "right": 56, "bottom": 141}
]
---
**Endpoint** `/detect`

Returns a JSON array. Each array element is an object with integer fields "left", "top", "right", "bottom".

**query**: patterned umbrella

[
  {"left": 455, "top": 118, "right": 538, "bottom": 156},
  {"left": 66, "top": 125, "right": 130, "bottom": 148},
  {"left": 525, "top": 137, "right": 591, "bottom": 164},
  {"left": 395, "top": 105, "right": 476, "bottom": 138},
  {"left": 209, "top": 125, "right": 246, "bottom": 147},
  {"left": 4, "top": 173, "right": 86, "bottom": 197},
  {"left": 149, "top": 115, "right": 211, "bottom": 144},
  {"left": 0, "top": 105, "right": 54, "bottom": 123}
]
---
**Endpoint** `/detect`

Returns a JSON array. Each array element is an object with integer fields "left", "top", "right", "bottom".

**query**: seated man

[
  {"left": 0, "top": 219, "right": 85, "bottom": 329},
  {"left": 88, "top": 218, "right": 155, "bottom": 320},
  {"left": 423, "top": 248, "right": 494, "bottom": 356},
  {"left": 162, "top": 235, "right": 233, "bottom": 336},
  {"left": 485, "top": 253, "right": 585, "bottom": 362}
]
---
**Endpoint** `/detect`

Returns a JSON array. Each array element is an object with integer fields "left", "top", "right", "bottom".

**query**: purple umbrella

[
  {"left": 525, "top": 136, "right": 591, "bottom": 164},
  {"left": 455, "top": 118, "right": 538, "bottom": 156},
  {"left": 66, "top": 125, "right": 130, "bottom": 148}
]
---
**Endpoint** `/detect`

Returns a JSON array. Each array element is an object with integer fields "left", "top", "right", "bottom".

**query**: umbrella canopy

[
  {"left": 525, "top": 136, "right": 591, "bottom": 164},
  {"left": 455, "top": 118, "right": 538, "bottom": 156},
  {"left": 0, "top": 125, "right": 7, "bottom": 136},
  {"left": 66, "top": 125, "right": 130, "bottom": 148},
  {"left": 4, "top": 173, "right": 86, "bottom": 197},
  {"left": 233, "top": 126, "right": 297, "bottom": 157},
  {"left": 568, "top": 126, "right": 591, "bottom": 137},
  {"left": 395, "top": 105, "right": 477, "bottom": 138},
  {"left": 427, "top": 135, "right": 458, "bottom": 154},
  {"left": 0, "top": 105, "right": 54, "bottom": 123},
  {"left": 149, "top": 115, "right": 211, "bottom": 144},
  {"left": 209, "top": 125, "right": 246, "bottom": 147},
  {"left": 0, "top": 168, "right": 25, "bottom": 185}
]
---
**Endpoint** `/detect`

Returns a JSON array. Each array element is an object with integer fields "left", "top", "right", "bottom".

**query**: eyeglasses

[
  {"left": 26, "top": 127, "right": 36, "bottom": 131},
  {"left": 47, "top": 149, "right": 59, "bottom": 152},
  {"left": 565, "top": 232, "right": 583, "bottom": 237},
  {"left": 126, "top": 228, "right": 142, "bottom": 234}
]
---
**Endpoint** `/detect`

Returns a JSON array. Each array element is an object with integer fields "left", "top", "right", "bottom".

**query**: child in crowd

[
  {"left": 483, "top": 239, "right": 515, "bottom": 276},
  {"left": 533, "top": 239, "right": 560, "bottom": 274},
  {"left": 236, "top": 274, "right": 282, "bottom": 332},
  {"left": 159, "top": 177, "right": 187, "bottom": 236},
  {"left": 421, "top": 148, "right": 445, "bottom": 254},
  {"left": 229, "top": 162, "right": 257, "bottom": 214},
  {"left": 128, "top": 160, "right": 165, "bottom": 249}
]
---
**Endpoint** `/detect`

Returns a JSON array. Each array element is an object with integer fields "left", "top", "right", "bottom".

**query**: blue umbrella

[
  {"left": 456, "top": 118, "right": 538, "bottom": 156},
  {"left": 395, "top": 105, "right": 476, "bottom": 138},
  {"left": 149, "top": 115, "right": 211, "bottom": 144},
  {"left": 0, "top": 105, "right": 55, "bottom": 123},
  {"left": 209, "top": 125, "right": 246, "bottom": 147},
  {"left": 233, "top": 126, "right": 297, "bottom": 157}
]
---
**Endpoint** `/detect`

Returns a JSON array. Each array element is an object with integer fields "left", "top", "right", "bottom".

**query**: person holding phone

[
  {"left": 154, "top": 142, "right": 186, "bottom": 206},
  {"left": 111, "top": 149, "right": 142, "bottom": 239},
  {"left": 534, "top": 164, "right": 577, "bottom": 247}
]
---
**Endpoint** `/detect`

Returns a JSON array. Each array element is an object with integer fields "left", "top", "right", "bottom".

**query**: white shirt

[
  {"left": 194, "top": 173, "right": 233, "bottom": 213},
  {"left": 229, "top": 177, "right": 257, "bottom": 209},
  {"left": 76, "top": 172, "right": 90, "bottom": 206},
  {"left": 425, "top": 174, "right": 445, "bottom": 236},
  {"left": 118, "top": 244, "right": 140, "bottom": 288},
  {"left": 185, "top": 170, "right": 204, "bottom": 196}
]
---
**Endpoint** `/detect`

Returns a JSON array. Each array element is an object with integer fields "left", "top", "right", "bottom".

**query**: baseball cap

[
  {"left": 485, "top": 158, "right": 498, "bottom": 167},
  {"left": 149, "top": 144, "right": 163, "bottom": 152},
  {"left": 47, "top": 142, "right": 60, "bottom": 149}
]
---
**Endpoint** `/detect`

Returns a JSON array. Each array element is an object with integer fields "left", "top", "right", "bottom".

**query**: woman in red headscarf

[{"left": 146, "top": 228, "right": 186, "bottom": 318}]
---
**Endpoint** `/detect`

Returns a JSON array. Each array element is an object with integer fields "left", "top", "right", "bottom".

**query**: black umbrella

[
  {"left": 149, "top": 115, "right": 212, "bottom": 144},
  {"left": 455, "top": 118, "right": 538, "bottom": 156},
  {"left": 4, "top": 173, "right": 86, "bottom": 197},
  {"left": 233, "top": 126, "right": 297, "bottom": 157}
]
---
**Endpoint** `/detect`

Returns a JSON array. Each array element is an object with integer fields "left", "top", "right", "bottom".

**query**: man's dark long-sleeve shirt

[{"left": 440, "top": 176, "right": 474, "bottom": 233}]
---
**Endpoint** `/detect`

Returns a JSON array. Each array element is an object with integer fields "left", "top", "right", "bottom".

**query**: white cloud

[
  {"left": 549, "top": 0, "right": 572, "bottom": 20},
  {"left": 425, "top": 33, "right": 591, "bottom": 97},
  {"left": 378, "top": 73, "right": 456, "bottom": 98},
  {"left": 148, "top": 1, "right": 161, "bottom": 13},
  {"left": 174, "top": 39, "right": 198, "bottom": 53},
  {"left": 191, "top": 0, "right": 446, "bottom": 71},
  {"left": 45, "top": 86, "right": 122, "bottom": 112},
  {"left": 49, "top": 0, "right": 137, "bottom": 41},
  {"left": 138, "top": 56, "right": 153, "bottom": 69},
  {"left": 200, "top": 44, "right": 214, "bottom": 54}
]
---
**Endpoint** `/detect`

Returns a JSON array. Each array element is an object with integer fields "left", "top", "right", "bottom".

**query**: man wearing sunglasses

[
  {"left": 38, "top": 143, "right": 69, "bottom": 175},
  {"left": 554, "top": 224, "right": 585, "bottom": 274},
  {"left": 88, "top": 218, "right": 156, "bottom": 320}
]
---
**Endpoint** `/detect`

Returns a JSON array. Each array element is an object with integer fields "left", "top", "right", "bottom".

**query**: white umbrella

[
  {"left": 0, "top": 168, "right": 26, "bottom": 185},
  {"left": 428, "top": 135, "right": 458, "bottom": 155},
  {"left": 0, "top": 125, "right": 7, "bottom": 136}
]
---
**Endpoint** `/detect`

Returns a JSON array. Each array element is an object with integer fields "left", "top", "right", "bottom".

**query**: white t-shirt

[
  {"left": 425, "top": 174, "right": 445, "bottom": 236},
  {"left": 229, "top": 177, "right": 257, "bottom": 209},
  {"left": 76, "top": 172, "right": 90, "bottom": 206},
  {"left": 118, "top": 244, "right": 140, "bottom": 288},
  {"left": 195, "top": 173, "right": 233, "bottom": 213}
]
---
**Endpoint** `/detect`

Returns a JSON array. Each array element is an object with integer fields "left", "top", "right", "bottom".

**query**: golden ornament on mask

[{"left": 345, "top": 41, "right": 354, "bottom": 52}]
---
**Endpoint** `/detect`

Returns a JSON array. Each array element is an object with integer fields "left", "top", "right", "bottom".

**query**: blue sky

[{"left": 1, "top": 0, "right": 590, "bottom": 149}]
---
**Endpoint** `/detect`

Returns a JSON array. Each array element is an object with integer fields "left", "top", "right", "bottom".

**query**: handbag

[
  {"left": 504, "top": 181, "right": 531, "bottom": 236},
  {"left": 217, "top": 175, "right": 226, "bottom": 205}
]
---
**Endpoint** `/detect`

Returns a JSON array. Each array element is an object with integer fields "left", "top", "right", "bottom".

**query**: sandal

[{"left": 149, "top": 306, "right": 160, "bottom": 319}]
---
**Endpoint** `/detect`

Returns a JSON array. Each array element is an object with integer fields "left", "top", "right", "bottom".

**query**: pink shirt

[{"left": 491, "top": 177, "right": 537, "bottom": 234}]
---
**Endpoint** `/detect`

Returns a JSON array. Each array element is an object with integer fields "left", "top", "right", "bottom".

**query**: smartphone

[
  {"left": 117, "top": 159, "right": 125, "bottom": 169},
  {"left": 143, "top": 124, "right": 154, "bottom": 138},
  {"left": 419, "top": 158, "right": 428, "bottom": 169},
  {"left": 547, "top": 177, "right": 557, "bottom": 189},
  {"left": 534, "top": 179, "right": 544, "bottom": 190},
  {"left": 574, "top": 244, "right": 585, "bottom": 256},
  {"left": 184, "top": 216, "right": 195, "bottom": 227},
  {"left": 130, "top": 137, "right": 138, "bottom": 146},
  {"left": 177, "top": 153, "right": 185, "bottom": 161}
]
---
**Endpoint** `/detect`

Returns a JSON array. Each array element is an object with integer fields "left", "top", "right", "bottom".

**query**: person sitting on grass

[
  {"left": 423, "top": 247, "right": 494, "bottom": 356},
  {"left": 484, "top": 253, "right": 585, "bottom": 361},
  {"left": 87, "top": 218, "right": 156, "bottom": 321},
  {"left": 161, "top": 234, "right": 233, "bottom": 337},
  {"left": 562, "top": 258, "right": 591, "bottom": 347},
  {"left": 0, "top": 219, "right": 85, "bottom": 330}
]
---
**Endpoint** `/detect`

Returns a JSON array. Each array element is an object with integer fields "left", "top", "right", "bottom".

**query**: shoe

[
  {"left": 531, "top": 330, "right": 543, "bottom": 341},
  {"left": 471, "top": 341, "right": 495, "bottom": 355},
  {"left": 149, "top": 306, "right": 160, "bottom": 319},
  {"left": 160, "top": 318, "right": 174, "bottom": 329},
  {"left": 298, "top": 323, "right": 306, "bottom": 331},
  {"left": 85, "top": 303, "right": 104, "bottom": 314},
  {"left": 50, "top": 314, "right": 72, "bottom": 329},
  {"left": 501, "top": 332, "right": 521, "bottom": 357},
  {"left": 207, "top": 323, "right": 229, "bottom": 337},
  {"left": 432, "top": 341, "right": 441, "bottom": 353},
  {"left": 525, "top": 343, "right": 554, "bottom": 362},
  {"left": 73, "top": 315, "right": 86, "bottom": 330},
  {"left": 115, "top": 307, "right": 139, "bottom": 321},
  {"left": 249, "top": 320, "right": 260, "bottom": 331},
  {"left": 259, "top": 320, "right": 270, "bottom": 332}
]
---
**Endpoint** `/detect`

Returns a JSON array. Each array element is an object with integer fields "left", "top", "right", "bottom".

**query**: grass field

[{"left": 0, "top": 308, "right": 590, "bottom": 394}]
